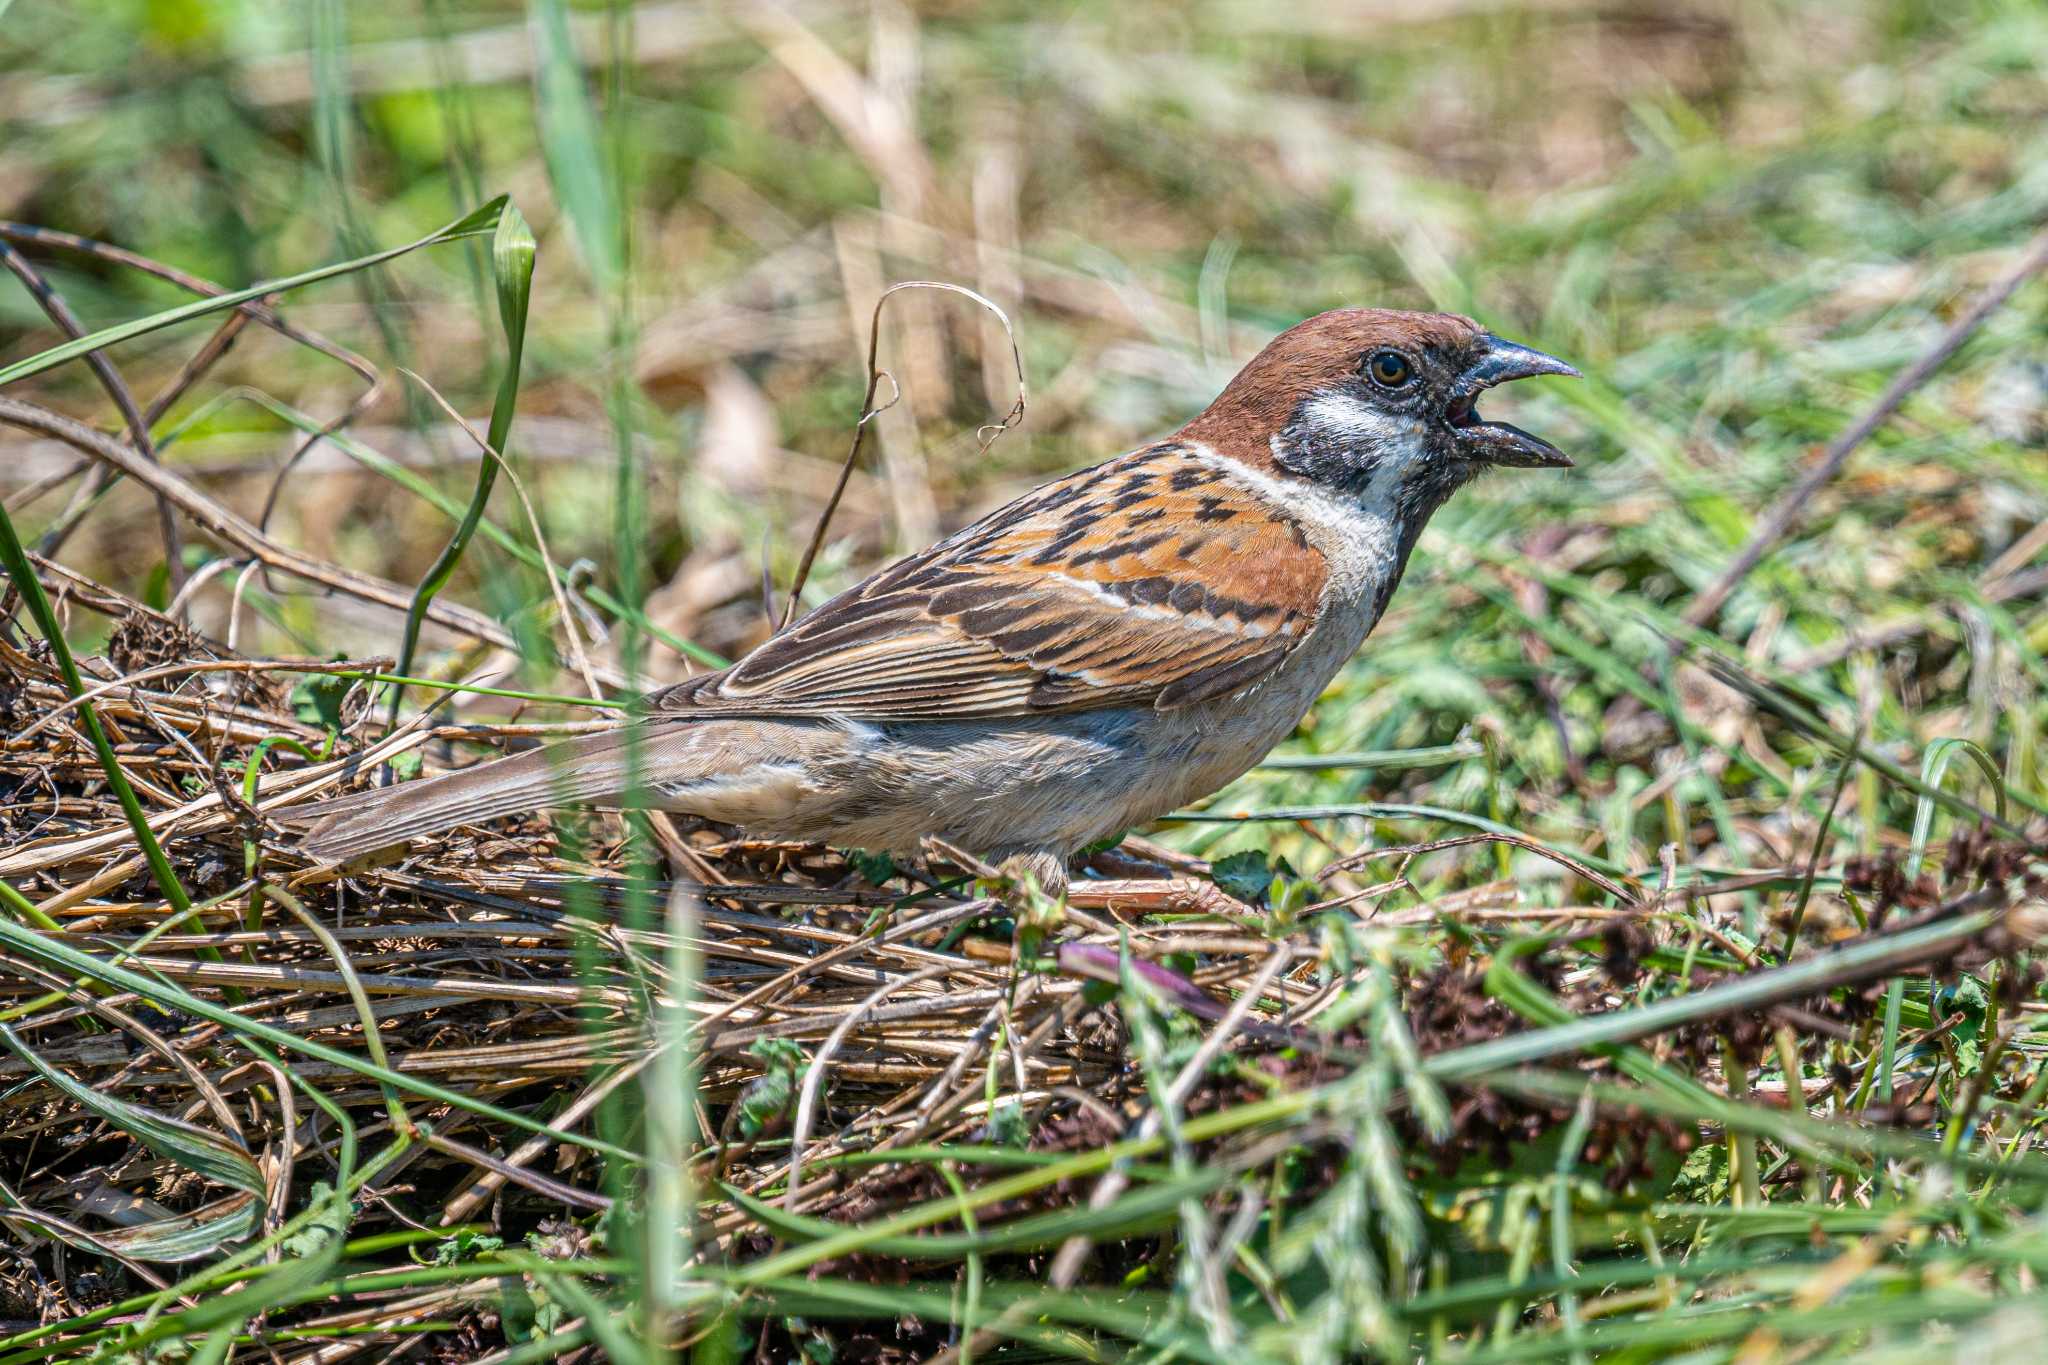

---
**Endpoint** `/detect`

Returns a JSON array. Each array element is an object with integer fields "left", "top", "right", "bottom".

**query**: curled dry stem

[{"left": 779, "top": 280, "right": 1028, "bottom": 630}]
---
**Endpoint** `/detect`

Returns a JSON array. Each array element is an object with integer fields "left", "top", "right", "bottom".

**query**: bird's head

[{"left": 1179, "top": 308, "right": 1578, "bottom": 506}]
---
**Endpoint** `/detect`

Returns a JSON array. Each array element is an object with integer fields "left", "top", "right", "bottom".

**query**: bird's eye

[{"left": 1365, "top": 350, "right": 1414, "bottom": 389}]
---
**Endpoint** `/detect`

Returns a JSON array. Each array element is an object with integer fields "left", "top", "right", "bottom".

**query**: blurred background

[{"left": 2, "top": 0, "right": 2043, "bottom": 874}]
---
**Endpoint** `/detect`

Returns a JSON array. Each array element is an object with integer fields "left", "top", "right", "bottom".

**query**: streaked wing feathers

[{"left": 655, "top": 442, "right": 1326, "bottom": 719}]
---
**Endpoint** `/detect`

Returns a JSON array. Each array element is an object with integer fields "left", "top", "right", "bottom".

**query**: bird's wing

[{"left": 654, "top": 442, "right": 1328, "bottom": 720}]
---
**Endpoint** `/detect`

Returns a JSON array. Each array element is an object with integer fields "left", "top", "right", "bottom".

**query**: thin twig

[
  {"left": 0, "top": 395, "right": 625, "bottom": 683},
  {"left": 1684, "top": 225, "right": 2048, "bottom": 629},
  {"left": 779, "top": 280, "right": 1026, "bottom": 629},
  {"left": 0, "top": 238, "right": 185, "bottom": 586},
  {"left": 1322, "top": 830, "right": 1642, "bottom": 907},
  {"left": 13, "top": 656, "right": 394, "bottom": 744},
  {"left": 0, "top": 222, "right": 385, "bottom": 551},
  {"left": 1042, "top": 948, "right": 1291, "bottom": 1296},
  {"left": 783, "top": 964, "right": 953, "bottom": 1209}
]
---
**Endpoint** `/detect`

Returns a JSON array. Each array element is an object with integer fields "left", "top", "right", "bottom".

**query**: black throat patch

[{"left": 1269, "top": 390, "right": 1479, "bottom": 625}]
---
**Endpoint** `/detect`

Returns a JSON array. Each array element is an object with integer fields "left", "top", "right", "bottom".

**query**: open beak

[{"left": 1444, "top": 335, "right": 1579, "bottom": 469}]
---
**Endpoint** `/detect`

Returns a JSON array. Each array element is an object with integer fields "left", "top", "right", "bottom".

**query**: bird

[{"left": 282, "top": 308, "right": 1577, "bottom": 895}]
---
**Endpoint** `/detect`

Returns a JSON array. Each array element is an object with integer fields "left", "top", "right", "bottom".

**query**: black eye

[{"left": 1366, "top": 350, "right": 1414, "bottom": 389}]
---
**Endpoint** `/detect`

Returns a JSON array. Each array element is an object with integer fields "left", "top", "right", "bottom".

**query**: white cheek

[{"left": 1299, "top": 391, "right": 1428, "bottom": 454}]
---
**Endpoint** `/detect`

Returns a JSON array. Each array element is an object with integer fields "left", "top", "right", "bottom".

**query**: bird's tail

[{"left": 277, "top": 726, "right": 656, "bottom": 864}]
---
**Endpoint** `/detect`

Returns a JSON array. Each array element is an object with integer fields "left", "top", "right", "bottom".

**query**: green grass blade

[
  {"left": 0, "top": 199, "right": 507, "bottom": 390},
  {"left": 157, "top": 389, "right": 724, "bottom": 666},
  {"left": 0, "top": 916, "right": 637, "bottom": 1164},
  {"left": 0, "top": 1025, "right": 261, "bottom": 1260},
  {"left": 1906, "top": 737, "right": 2008, "bottom": 878},
  {"left": 386, "top": 200, "right": 537, "bottom": 724},
  {"left": 0, "top": 496, "right": 186, "bottom": 923},
  {"left": 530, "top": 0, "right": 624, "bottom": 295}
]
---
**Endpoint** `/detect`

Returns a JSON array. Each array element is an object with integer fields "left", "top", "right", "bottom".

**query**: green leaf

[
  {"left": 846, "top": 849, "right": 896, "bottom": 886},
  {"left": 281, "top": 1182, "right": 348, "bottom": 1258},
  {"left": 985, "top": 1101, "right": 1030, "bottom": 1149},
  {"left": 529, "top": 0, "right": 624, "bottom": 292},
  {"left": 429, "top": 1229, "right": 507, "bottom": 1266},
  {"left": 738, "top": 1039, "right": 806, "bottom": 1139},
  {"left": 1211, "top": 850, "right": 1276, "bottom": 904},
  {"left": 0, "top": 1026, "right": 261, "bottom": 1196},
  {"left": 1670, "top": 1141, "right": 1731, "bottom": 1204},
  {"left": 1941, "top": 975, "right": 1990, "bottom": 1078},
  {"left": 499, "top": 1274, "right": 563, "bottom": 1345},
  {"left": 290, "top": 673, "right": 353, "bottom": 732},
  {"left": 53, "top": 1192, "right": 260, "bottom": 1265},
  {"left": 1907, "top": 738, "right": 2008, "bottom": 879}
]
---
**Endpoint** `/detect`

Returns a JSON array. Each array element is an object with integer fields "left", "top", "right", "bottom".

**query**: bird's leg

[
  {"left": 921, "top": 836, "right": 1070, "bottom": 907},
  {"left": 983, "top": 847, "right": 1073, "bottom": 964},
  {"left": 991, "top": 847, "right": 1070, "bottom": 905}
]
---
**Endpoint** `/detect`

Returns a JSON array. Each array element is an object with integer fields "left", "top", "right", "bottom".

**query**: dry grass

[{"left": 2, "top": 562, "right": 2042, "bottom": 1360}]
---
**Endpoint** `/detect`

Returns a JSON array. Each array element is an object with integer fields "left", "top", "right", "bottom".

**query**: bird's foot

[
  {"left": 920, "top": 837, "right": 1069, "bottom": 908},
  {"left": 990, "top": 848, "right": 1070, "bottom": 906}
]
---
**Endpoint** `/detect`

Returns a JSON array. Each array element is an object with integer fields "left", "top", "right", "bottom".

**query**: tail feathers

[{"left": 280, "top": 728, "right": 643, "bottom": 863}]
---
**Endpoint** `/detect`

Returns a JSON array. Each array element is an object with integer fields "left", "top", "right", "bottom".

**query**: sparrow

[{"left": 285, "top": 309, "right": 1577, "bottom": 893}]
